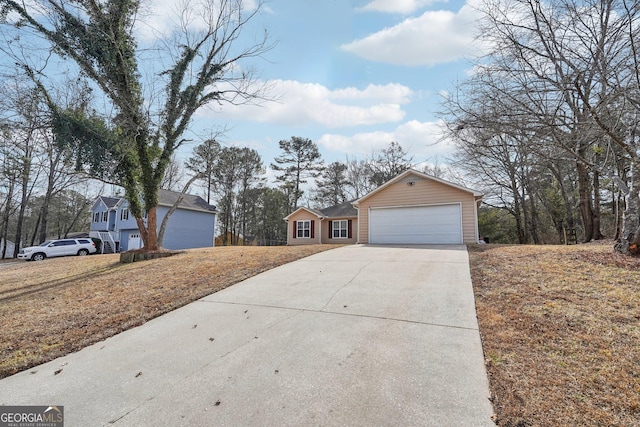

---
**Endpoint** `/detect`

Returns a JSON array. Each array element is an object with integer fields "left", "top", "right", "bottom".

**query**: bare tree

[
  {"left": 160, "top": 154, "right": 187, "bottom": 192},
  {"left": 367, "top": 142, "right": 413, "bottom": 187},
  {"left": 443, "top": 0, "right": 640, "bottom": 250},
  {"left": 0, "top": 0, "right": 272, "bottom": 254},
  {"left": 344, "top": 156, "right": 375, "bottom": 200}
]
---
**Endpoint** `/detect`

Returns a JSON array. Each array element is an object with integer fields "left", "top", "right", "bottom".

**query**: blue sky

[
  {"left": 177, "top": 0, "right": 485, "bottom": 175},
  {"left": 1, "top": 0, "right": 484, "bottom": 181}
]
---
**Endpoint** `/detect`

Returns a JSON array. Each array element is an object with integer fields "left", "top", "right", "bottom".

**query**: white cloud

[
  {"left": 342, "top": 2, "right": 485, "bottom": 66},
  {"left": 358, "top": 0, "right": 442, "bottom": 14},
  {"left": 318, "top": 119, "right": 455, "bottom": 160},
  {"left": 135, "top": 0, "right": 266, "bottom": 42},
  {"left": 330, "top": 83, "right": 413, "bottom": 103},
  {"left": 200, "top": 80, "right": 413, "bottom": 128}
]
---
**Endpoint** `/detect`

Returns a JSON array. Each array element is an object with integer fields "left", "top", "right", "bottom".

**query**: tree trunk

[
  {"left": 549, "top": 164, "right": 576, "bottom": 231},
  {"left": 135, "top": 216, "right": 149, "bottom": 250},
  {"left": 38, "top": 175, "right": 57, "bottom": 244},
  {"left": 1, "top": 180, "right": 15, "bottom": 259},
  {"left": 135, "top": 208, "right": 161, "bottom": 252},
  {"left": 30, "top": 210, "right": 41, "bottom": 246},
  {"left": 13, "top": 164, "right": 31, "bottom": 258},
  {"left": 294, "top": 163, "right": 301, "bottom": 210},
  {"left": 38, "top": 196, "right": 51, "bottom": 244},
  {"left": 576, "top": 160, "right": 594, "bottom": 242},
  {"left": 615, "top": 159, "right": 640, "bottom": 255},
  {"left": 146, "top": 208, "right": 158, "bottom": 251},
  {"left": 613, "top": 190, "right": 622, "bottom": 241},
  {"left": 592, "top": 168, "right": 603, "bottom": 240},
  {"left": 519, "top": 183, "right": 531, "bottom": 244},
  {"left": 528, "top": 191, "right": 541, "bottom": 244}
]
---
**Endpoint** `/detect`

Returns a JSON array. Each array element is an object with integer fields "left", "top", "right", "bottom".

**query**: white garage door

[{"left": 369, "top": 204, "right": 462, "bottom": 244}]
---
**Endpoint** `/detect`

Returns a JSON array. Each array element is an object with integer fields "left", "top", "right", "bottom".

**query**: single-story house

[
  {"left": 285, "top": 169, "right": 483, "bottom": 245},
  {"left": 89, "top": 189, "right": 218, "bottom": 252},
  {"left": 285, "top": 200, "right": 358, "bottom": 246}
]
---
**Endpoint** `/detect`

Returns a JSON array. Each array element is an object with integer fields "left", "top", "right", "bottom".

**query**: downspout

[
  {"left": 356, "top": 208, "right": 360, "bottom": 243},
  {"left": 352, "top": 204, "right": 360, "bottom": 244},
  {"left": 474, "top": 196, "right": 482, "bottom": 244},
  {"left": 368, "top": 207, "right": 371, "bottom": 244}
]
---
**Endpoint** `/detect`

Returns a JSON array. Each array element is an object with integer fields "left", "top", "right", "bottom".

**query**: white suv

[{"left": 18, "top": 238, "right": 97, "bottom": 261}]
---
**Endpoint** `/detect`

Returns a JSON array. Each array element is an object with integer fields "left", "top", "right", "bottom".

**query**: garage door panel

[{"left": 369, "top": 205, "right": 462, "bottom": 244}]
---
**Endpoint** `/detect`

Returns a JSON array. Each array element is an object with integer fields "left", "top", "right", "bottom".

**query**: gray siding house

[{"left": 89, "top": 190, "right": 217, "bottom": 252}]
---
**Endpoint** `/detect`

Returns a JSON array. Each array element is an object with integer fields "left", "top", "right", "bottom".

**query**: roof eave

[
  {"left": 354, "top": 169, "right": 484, "bottom": 204},
  {"left": 157, "top": 202, "right": 217, "bottom": 214},
  {"left": 284, "top": 206, "right": 325, "bottom": 221}
]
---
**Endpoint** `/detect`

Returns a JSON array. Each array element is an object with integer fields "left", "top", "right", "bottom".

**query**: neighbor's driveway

[{"left": 0, "top": 245, "right": 494, "bottom": 426}]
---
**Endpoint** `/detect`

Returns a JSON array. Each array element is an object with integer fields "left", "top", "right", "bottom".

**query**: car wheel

[
  {"left": 32, "top": 253, "right": 46, "bottom": 261},
  {"left": 78, "top": 249, "right": 89, "bottom": 256}
]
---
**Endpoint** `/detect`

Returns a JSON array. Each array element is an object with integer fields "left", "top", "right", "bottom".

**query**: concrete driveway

[{"left": 0, "top": 245, "right": 494, "bottom": 426}]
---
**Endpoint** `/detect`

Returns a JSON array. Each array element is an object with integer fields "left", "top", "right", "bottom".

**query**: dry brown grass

[
  {"left": 4, "top": 241, "right": 640, "bottom": 426},
  {"left": 0, "top": 245, "right": 341, "bottom": 378},
  {"left": 469, "top": 242, "right": 640, "bottom": 427}
]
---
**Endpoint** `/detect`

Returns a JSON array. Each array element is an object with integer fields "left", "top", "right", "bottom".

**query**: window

[
  {"left": 297, "top": 220, "right": 311, "bottom": 238},
  {"left": 102, "top": 211, "right": 108, "bottom": 222},
  {"left": 120, "top": 208, "right": 129, "bottom": 221},
  {"left": 93, "top": 212, "right": 100, "bottom": 223},
  {"left": 332, "top": 220, "right": 348, "bottom": 238}
]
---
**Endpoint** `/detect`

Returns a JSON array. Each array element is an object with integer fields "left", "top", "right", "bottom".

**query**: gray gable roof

[
  {"left": 284, "top": 201, "right": 357, "bottom": 221},
  {"left": 96, "top": 191, "right": 216, "bottom": 214},
  {"left": 319, "top": 200, "right": 357, "bottom": 218},
  {"left": 158, "top": 189, "right": 217, "bottom": 213},
  {"left": 101, "top": 196, "right": 120, "bottom": 209}
]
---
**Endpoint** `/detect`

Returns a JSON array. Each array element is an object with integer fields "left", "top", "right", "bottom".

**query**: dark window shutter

[
  {"left": 310, "top": 220, "right": 315, "bottom": 238},
  {"left": 328, "top": 221, "right": 333, "bottom": 238},
  {"left": 348, "top": 220, "right": 353, "bottom": 238},
  {"left": 292, "top": 221, "right": 297, "bottom": 239}
]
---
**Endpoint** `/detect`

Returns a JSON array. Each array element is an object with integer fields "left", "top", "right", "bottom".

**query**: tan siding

[
  {"left": 357, "top": 177, "right": 478, "bottom": 244},
  {"left": 320, "top": 218, "right": 358, "bottom": 244},
  {"left": 286, "top": 210, "right": 359, "bottom": 245},
  {"left": 286, "top": 211, "right": 321, "bottom": 245}
]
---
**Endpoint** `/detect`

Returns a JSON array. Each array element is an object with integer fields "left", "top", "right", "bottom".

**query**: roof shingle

[{"left": 319, "top": 200, "right": 357, "bottom": 218}]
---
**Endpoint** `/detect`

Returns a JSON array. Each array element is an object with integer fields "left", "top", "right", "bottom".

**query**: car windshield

[{"left": 39, "top": 241, "right": 53, "bottom": 246}]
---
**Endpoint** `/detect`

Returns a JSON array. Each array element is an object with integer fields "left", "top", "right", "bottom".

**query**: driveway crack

[
  {"left": 204, "top": 300, "right": 479, "bottom": 331},
  {"left": 319, "top": 261, "right": 372, "bottom": 312}
]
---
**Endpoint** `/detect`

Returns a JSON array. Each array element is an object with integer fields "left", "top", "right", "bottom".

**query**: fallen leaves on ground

[
  {"left": 4, "top": 241, "right": 639, "bottom": 426},
  {"left": 0, "top": 245, "right": 341, "bottom": 378},
  {"left": 469, "top": 242, "right": 640, "bottom": 427}
]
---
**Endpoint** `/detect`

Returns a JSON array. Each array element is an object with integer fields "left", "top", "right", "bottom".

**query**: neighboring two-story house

[{"left": 90, "top": 189, "right": 218, "bottom": 253}]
